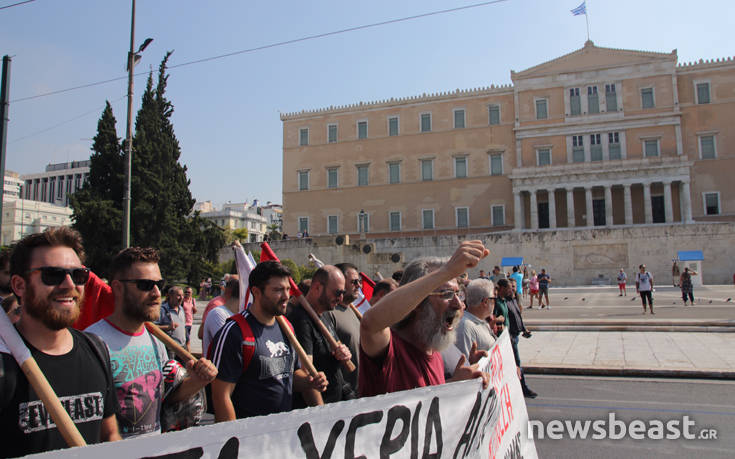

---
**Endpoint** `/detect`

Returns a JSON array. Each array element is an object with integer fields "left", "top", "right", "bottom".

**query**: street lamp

[
  {"left": 359, "top": 209, "right": 366, "bottom": 235},
  {"left": 122, "top": 0, "right": 153, "bottom": 248}
]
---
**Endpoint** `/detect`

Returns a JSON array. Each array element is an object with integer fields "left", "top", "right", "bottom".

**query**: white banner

[{"left": 31, "top": 332, "right": 536, "bottom": 459}]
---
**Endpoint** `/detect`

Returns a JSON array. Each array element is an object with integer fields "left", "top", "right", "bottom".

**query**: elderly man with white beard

[{"left": 359, "top": 241, "right": 489, "bottom": 397}]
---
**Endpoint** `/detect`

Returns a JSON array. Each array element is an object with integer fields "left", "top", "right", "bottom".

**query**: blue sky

[{"left": 2, "top": 0, "right": 733, "bottom": 207}]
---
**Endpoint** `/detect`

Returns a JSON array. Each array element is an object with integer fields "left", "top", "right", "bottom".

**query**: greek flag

[{"left": 571, "top": 1, "right": 586, "bottom": 16}]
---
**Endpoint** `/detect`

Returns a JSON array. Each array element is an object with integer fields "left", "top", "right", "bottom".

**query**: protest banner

[{"left": 30, "top": 332, "right": 536, "bottom": 458}]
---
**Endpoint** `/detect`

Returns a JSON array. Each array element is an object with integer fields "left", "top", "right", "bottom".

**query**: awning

[
  {"left": 678, "top": 250, "right": 703, "bottom": 261},
  {"left": 500, "top": 257, "right": 524, "bottom": 267}
]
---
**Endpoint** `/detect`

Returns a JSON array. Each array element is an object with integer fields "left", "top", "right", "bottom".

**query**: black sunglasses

[
  {"left": 335, "top": 289, "right": 346, "bottom": 297},
  {"left": 350, "top": 279, "right": 362, "bottom": 286},
  {"left": 119, "top": 279, "right": 166, "bottom": 292},
  {"left": 27, "top": 267, "right": 90, "bottom": 286}
]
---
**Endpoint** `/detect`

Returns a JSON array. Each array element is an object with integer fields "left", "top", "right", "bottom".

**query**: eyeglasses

[
  {"left": 118, "top": 279, "right": 166, "bottom": 292},
  {"left": 429, "top": 289, "right": 465, "bottom": 302},
  {"left": 350, "top": 279, "right": 362, "bottom": 287},
  {"left": 27, "top": 267, "right": 90, "bottom": 286},
  {"left": 334, "top": 289, "right": 346, "bottom": 297},
  {"left": 487, "top": 297, "right": 497, "bottom": 302},
  {"left": 8, "top": 307, "right": 21, "bottom": 317}
]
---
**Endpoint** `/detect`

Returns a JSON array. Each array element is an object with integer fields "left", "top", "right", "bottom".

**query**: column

[
  {"left": 681, "top": 181, "right": 692, "bottom": 223},
  {"left": 566, "top": 188, "right": 575, "bottom": 228},
  {"left": 643, "top": 182, "right": 653, "bottom": 224},
  {"left": 585, "top": 186, "right": 594, "bottom": 227},
  {"left": 513, "top": 191, "right": 523, "bottom": 231},
  {"left": 604, "top": 185, "right": 613, "bottom": 226},
  {"left": 529, "top": 190, "right": 538, "bottom": 230},
  {"left": 623, "top": 184, "right": 633, "bottom": 225},
  {"left": 548, "top": 189, "right": 557, "bottom": 229},
  {"left": 663, "top": 181, "right": 673, "bottom": 223}
]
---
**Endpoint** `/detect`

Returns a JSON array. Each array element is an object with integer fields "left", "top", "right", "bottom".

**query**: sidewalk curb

[
  {"left": 524, "top": 365, "right": 735, "bottom": 380},
  {"left": 526, "top": 325, "right": 735, "bottom": 332}
]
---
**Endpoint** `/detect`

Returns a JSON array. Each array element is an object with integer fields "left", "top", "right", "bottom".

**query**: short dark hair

[
  {"left": 11, "top": 227, "right": 86, "bottom": 279},
  {"left": 297, "top": 278, "right": 312, "bottom": 296},
  {"left": 513, "top": 266, "right": 519, "bottom": 273},
  {"left": 225, "top": 278, "right": 240, "bottom": 296},
  {"left": 249, "top": 261, "right": 291, "bottom": 292},
  {"left": 311, "top": 267, "right": 329, "bottom": 287},
  {"left": 496, "top": 278, "right": 510, "bottom": 289},
  {"left": 391, "top": 270, "right": 403, "bottom": 283},
  {"left": 109, "top": 247, "right": 160, "bottom": 280},
  {"left": 373, "top": 279, "right": 397, "bottom": 297},
  {"left": 335, "top": 262, "right": 358, "bottom": 275}
]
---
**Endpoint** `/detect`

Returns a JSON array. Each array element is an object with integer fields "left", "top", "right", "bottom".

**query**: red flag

[
  {"left": 359, "top": 272, "right": 375, "bottom": 302},
  {"left": 73, "top": 271, "right": 115, "bottom": 330},
  {"left": 260, "top": 242, "right": 302, "bottom": 297}
]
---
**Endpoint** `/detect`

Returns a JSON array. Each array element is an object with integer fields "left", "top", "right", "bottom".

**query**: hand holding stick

[{"left": 295, "top": 295, "right": 356, "bottom": 373}]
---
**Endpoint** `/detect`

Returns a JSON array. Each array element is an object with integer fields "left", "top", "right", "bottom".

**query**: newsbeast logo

[{"left": 19, "top": 392, "right": 104, "bottom": 433}]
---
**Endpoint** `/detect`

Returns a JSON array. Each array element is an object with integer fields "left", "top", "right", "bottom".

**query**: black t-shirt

[
  {"left": 210, "top": 312, "right": 296, "bottom": 419},
  {"left": 0, "top": 328, "right": 117, "bottom": 458},
  {"left": 288, "top": 306, "right": 356, "bottom": 407}
]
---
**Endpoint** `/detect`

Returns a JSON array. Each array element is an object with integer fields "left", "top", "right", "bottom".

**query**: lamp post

[
  {"left": 122, "top": 0, "right": 153, "bottom": 248},
  {"left": 358, "top": 209, "right": 367, "bottom": 237}
]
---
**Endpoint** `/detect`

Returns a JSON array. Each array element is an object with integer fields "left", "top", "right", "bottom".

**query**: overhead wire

[{"left": 0, "top": 0, "right": 36, "bottom": 11}]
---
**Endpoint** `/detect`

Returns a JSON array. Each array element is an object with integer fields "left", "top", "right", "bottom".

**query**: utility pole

[
  {"left": 0, "top": 56, "right": 11, "bottom": 244},
  {"left": 122, "top": 0, "right": 136, "bottom": 248}
]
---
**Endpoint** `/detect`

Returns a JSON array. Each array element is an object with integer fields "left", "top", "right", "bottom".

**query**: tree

[
  {"left": 266, "top": 223, "right": 281, "bottom": 240},
  {"left": 70, "top": 101, "right": 124, "bottom": 275}
]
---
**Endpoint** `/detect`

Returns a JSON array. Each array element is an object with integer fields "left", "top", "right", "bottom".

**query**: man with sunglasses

[
  {"left": 290, "top": 265, "right": 355, "bottom": 407},
  {"left": 456, "top": 278, "right": 497, "bottom": 359},
  {"left": 1, "top": 227, "right": 121, "bottom": 456},
  {"left": 359, "top": 241, "right": 490, "bottom": 397},
  {"left": 86, "top": 247, "right": 217, "bottom": 438},
  {"left": 324, "top": 262, "right": 362, "bottom": 390}
]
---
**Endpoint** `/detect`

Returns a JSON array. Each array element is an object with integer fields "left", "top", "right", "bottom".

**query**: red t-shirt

[{"left": 359, "top": 330, "right": 445, "bottom": 397}]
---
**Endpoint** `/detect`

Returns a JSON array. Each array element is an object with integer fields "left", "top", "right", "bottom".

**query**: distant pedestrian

[
  {"left": 617, "top": 269, "right": 627, "bottom": 296},
  {"left": 537, "top": 268, "right": 551, "bottom": 309},
  {"left": 672, "top": 261, "right": 680, "bottom": 287},
  {"left": 636, "top": 264, "right": 654, "bottom": 314},
  {"left": 489, "top": 266, "right": 506, "bottom": 283},
  {"left": 522, "top": 267, "right": 530, "bottom": 300},
  {"left": 182, "top": 286, "right": 197, "bottom": 352},
  {"left": 680, "top": 267, "right": 697, "bottom": 306},
  {"left": 528, "top": 270, "right": 539, "bottom": 308},
  {"left": 478, "top": 269, "right": 489, "bottom": 280},
  {"left": 510, "top": 266, "right": 524, "bottom": 308}
]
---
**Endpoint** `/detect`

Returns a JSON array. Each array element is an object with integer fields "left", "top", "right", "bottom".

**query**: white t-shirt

[
  {"left": 636, "top": 272, "right": 653, "bottom": 291},
  {"left": 202, "top": 305, "right": 235, "bottom": 357}
]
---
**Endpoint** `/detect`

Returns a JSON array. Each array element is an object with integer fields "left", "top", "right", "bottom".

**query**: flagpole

[{"left": 585, "top": 8, "right": 590, "bottom": 41}]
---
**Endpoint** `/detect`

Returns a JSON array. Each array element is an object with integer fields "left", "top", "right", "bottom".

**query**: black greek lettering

[
  {"left": 411, "top": 401, "right": 422, "bottom": 459},
  {"left": 345, "top": 410, "right": 383, "bottom": 459},
  {"left": 453, "top": 392, "right": 482, "bottom": 459},
  {"left": 297, "top": 420, "right": 345, "bottom": 459},
  {"left": 380, "top": 405, "right": 411, "bottom": 458},
  {"left": 217, "top": 437, "right": 239, "bottom": 459},
  {"left": 422, "top": 397, "right": 442, "bottom": 459}
]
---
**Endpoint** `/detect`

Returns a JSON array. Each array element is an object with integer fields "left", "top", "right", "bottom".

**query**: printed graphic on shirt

[
  {"left": 265, "top": 339, "right": 288, "bottom": 358},
  {"left": 258, "top": 339, "right": 291, "bottom": 381},
  {"left": 19, "top": 392, "right": 104, "bottom": 433},
  {"left": 108, "top": 345, "right": 163, "bottom": 434}
]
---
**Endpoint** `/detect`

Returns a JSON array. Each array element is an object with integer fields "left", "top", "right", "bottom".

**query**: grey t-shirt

[
  {"left": 86, "top": 319, "right": 169, "bottom": 438},
  {"left": 157, "top": 302, "right": 187, "bottom": 351}
]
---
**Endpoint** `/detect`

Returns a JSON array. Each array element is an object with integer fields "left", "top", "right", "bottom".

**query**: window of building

[
  {"left": 695, "top": 82, "right": 711, "bottom": 104},
  {"left": 420, "top": 113, "right": 432, "bottom": 132},
  {"left": 454, "top": 109, "right": 465, "bottom": 129},
  {"left": 389, "top": 211, "right": 401, "bottom": 232},
  {"left": 608, "top": 132, "right": 621, "bottom": 160},
  {"left": 488, "top": 104, "right": 500, "bottom": 125},
  {"left": 492, "top": 205, "right": 505, "bottom": 226},
  {"left": 569, "top": 88, "right": 581, "bottom": 115},
  {"left": 357, "top": 164, "right": 369, "bottom": 186},
  {"left": 422, "top": 209, "right": 435, "bottom": 230},
  {"left": 327, "top": 215, "right": 339, "bottom": 234},
  {"left": 388, "top": 162, "right": 400, "bottom": 184},
  {"left": 454, "top": 156, "right": 467, "bottom": 178},
  {"left": 590, "top": 134, "right": 603, "bottom": 161},
  {"left": 328, "top": 124, "right": 338, "bottom": 143},
  {"left": 644, "top": 139, "right": 659, "bottom": 157},
  {"left": 57, "top": 177, "right": 63, "bottom": 198},
  {"left": 587, "top": 86, "right": 599, "bottom": 114},
  {"left": 699, "top": 135, "right": 716, "bottom": 159},
  {"left": 704, "top": 192, "right": 720, "bottom": 215},
  {"left": 327, "top": 168, "right": 338, "bottom": 188},
  {"left": 641, "top": 88, "right": 655, "bottom": 109},
  {"left": 421, "top": 159, "right": 433, "bottom": 181},
  {"left": 572, "top": 135, "right": 585, "bottom": 162},
  {"left": 456, "top": 207, "right": 469, "bottom": 228},
  {"left": 605, "top": 84, "right": 618, "bottom": 112},
  {"left": 537, "top": 148, "right": 551, "bottom": 166},
  {"left": 357, "top": 212, "right": 370, "bottom": 233},
  {"left": 490, "top": 154, "right": 503, "bottom": 176},
  {"left": 357, "top": 120, "right": 368, "bottom": 139},
  {"left": 299, "top": 128, "right": 309, "bottom": 146},
  {"left": 388, "top": 116, "right": 399, "bottom": 136},
  {"left": 535, "top": 98, "right": 548, "bottom": 120},
  {"left": 298, "top": 170, "right": 309, "bottom": 191}
]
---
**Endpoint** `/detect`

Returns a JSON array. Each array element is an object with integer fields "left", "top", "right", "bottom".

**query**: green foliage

[
  {"left": 232, "top": 228, "right": 249, "bottom": 242},
  {"left": 280, "top": 259, "right": 300, "bottom": 283},
  {"left": 71, "top": 54, "right": 224, "bottom": 281}
]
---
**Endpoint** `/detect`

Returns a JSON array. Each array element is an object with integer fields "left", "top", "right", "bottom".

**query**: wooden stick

[
  {"left": 0, "top": 311, "right": 86, "bottom": 448},
  {"left": 348, "top": 303, "right": 363, "bottom": 321},
  {"left": 276, "top": 316, "right": 318, "bottom": 377},
  {"left": 296, "top": 295, "right": 356, "bottom": 373},
  {"left": 145, "top": 322, "right": 196, "bottom": 362}
]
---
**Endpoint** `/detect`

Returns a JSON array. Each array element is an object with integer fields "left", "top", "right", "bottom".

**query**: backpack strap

[
  {"left": 0, "top": 352, "right": 19, "bottom": 410},
  {"left": 227, "top": 313, "right": 256, "bottom": 373},
  {"left": 78, "top": 330, "right": 114, "bottom": 393}
]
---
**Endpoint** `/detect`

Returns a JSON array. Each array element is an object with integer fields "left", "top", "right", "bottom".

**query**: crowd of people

[{"left": 1, "top": 228, "right": 539, "bottom": 457}]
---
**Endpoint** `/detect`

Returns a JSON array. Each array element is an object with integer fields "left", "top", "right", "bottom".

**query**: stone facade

[{"left": 226, "top": 222, "right": 734, "bottom": 286}]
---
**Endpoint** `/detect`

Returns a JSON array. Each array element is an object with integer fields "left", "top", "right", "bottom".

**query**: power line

[
  {"left": 0, "top": 0, "right": 36, "bottom": 11},
  {"left": 11, "top": 0, "right": 510, "bottom": 103},
  {"left": 9, "top": 95, "right": 126, "bottom": 143}
]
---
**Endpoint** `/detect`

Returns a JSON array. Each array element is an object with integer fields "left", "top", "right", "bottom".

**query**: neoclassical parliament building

[{"left": 281, "top": 41, "right": 734, "bottom": 239}]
